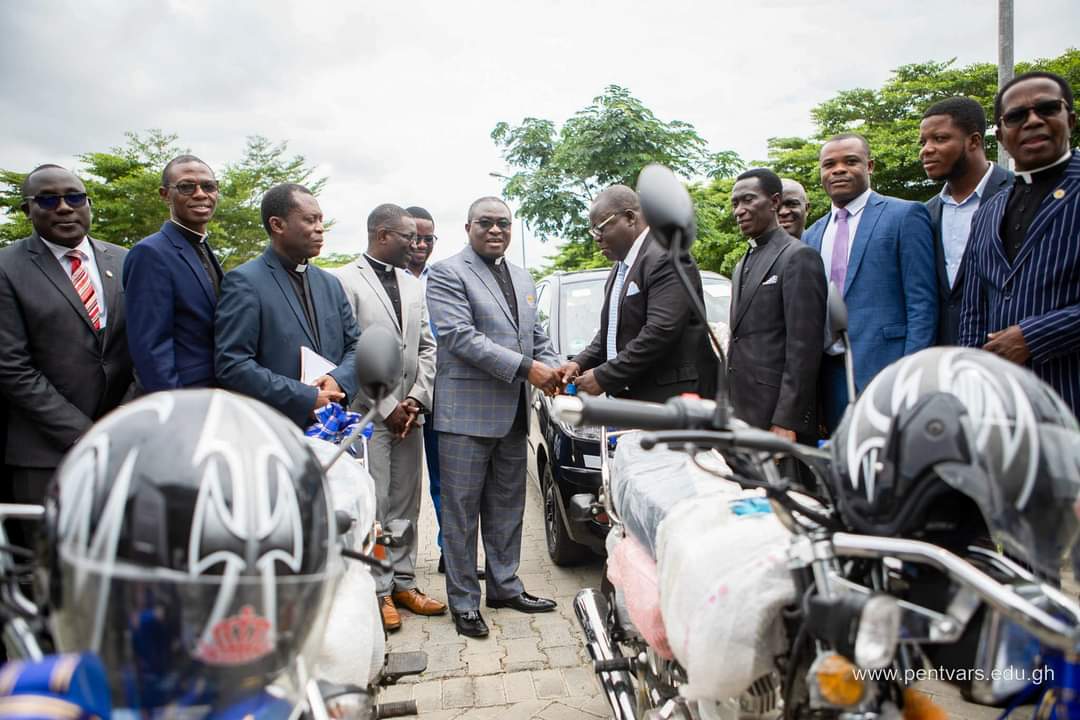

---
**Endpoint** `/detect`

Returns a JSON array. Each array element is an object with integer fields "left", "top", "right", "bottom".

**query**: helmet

[
  {"left": 830, "top": 348, "right": 1080, "bottom": 577},
  {"left": 41, "top": 390, "right": 340, "bottom": 714}
]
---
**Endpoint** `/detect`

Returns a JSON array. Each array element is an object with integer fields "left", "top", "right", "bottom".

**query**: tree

[
  {"left": 492, "top": 85, "right": 742, "bottom": 272},
  {"left": 0, "top": 131, "right": 328, "bottom": 269}
]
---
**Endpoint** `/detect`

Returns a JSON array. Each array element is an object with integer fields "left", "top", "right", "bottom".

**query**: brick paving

[{"left": 374, "top": 472, "right": 1027, "bottom": 718}]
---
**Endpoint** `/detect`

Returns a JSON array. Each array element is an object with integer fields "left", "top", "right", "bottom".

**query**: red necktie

[{"left": 67, "top": 250, "right": 101, "bottom": 330}]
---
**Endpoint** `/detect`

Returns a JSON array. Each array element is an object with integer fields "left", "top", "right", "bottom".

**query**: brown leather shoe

[
  {"left": 392, "top": 588, "right": 448, "bottom": 616},
  {"left": 380, "top": 595, "right": 402, "bottom": 631}
]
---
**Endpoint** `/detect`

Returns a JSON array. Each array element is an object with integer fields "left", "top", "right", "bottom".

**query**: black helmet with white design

[
  {"left": 41, "top": 389, "right": 340, "bottom": 714},
  {"left": 830, "top": 347, "right": 1080, "bottom": 577}
]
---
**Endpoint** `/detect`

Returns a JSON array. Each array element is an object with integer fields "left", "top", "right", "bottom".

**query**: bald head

[
  {"left": 592, "top": 185, "right": 641, "bottom": 216},
  {"left": 778, "top": 179, "right": 809, "bottom": 238},
  {"left": 588, "top": 185, "right": 647, "bottom": 262}
]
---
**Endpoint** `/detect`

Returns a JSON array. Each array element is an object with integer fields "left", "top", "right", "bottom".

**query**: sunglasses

[
  {"left": 1000, "top": 99, "right": 1068, "bottom": 129},
  {"left": 166, "top": 180, "right": 220, "bottom": 195},
  {"left": 24, "top": 192, "right": 89, "bottom": 210},
  {"left": 471, "top": 218, "right": 512, "bottom": 231}
]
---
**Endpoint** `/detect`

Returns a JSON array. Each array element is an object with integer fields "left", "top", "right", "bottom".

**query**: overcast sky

[{"left": 1, "top": 1, "right": 1077, "bottom": 269}]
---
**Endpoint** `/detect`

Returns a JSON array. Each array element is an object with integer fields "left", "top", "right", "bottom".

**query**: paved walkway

[{"left": 378, "top": 474, "right": 1028, "bottom": 719}]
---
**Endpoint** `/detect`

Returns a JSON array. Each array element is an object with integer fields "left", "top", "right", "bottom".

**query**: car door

[{"left": 527, "top": 280, "right": 554, "bottom": 482}]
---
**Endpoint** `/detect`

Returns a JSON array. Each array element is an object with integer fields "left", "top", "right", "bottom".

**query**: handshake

[{"left": 526, "top": 360, "right": 600, "bottom": 397}]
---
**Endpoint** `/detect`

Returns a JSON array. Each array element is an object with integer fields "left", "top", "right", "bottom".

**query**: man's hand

[
  {"left": 769, "top": 425, "right": 796, "bottom": 442},
  {"left": 575, "top": 369, "right": 603, "bottom": 396},
  {"left": 983, "top": 325, "right": 1031, "bottom": 365},
  {"left": 558, "top": 361, "right": 581, "bottom": 386},
  {"left": 400, "top": 398, "right": 423, "bottom": 437},
  {"left": 311, "top": 374, "right": 345, "bottom": 413},
  {"left": 527, "top": 361, "right": 563, "bottom": 397},
  {"left": 386, "top": 399, "right": 421, "bottom": 438}
]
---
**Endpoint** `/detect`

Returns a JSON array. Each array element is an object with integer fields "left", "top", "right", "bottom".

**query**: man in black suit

[
  {"left": 920, "top": 97, "right": 1013, "bottom": 345},
  {"left": 0, "top": 165, "right": 134, "bottom": 507},
  {"left": 561, "top": 185, "right": 717, "bottom": 402},
  {"left": 728, "top": 169, "right": 826, "bottom": 442}
]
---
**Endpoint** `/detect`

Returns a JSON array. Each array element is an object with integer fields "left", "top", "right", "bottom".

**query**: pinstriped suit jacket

[
  {"left": 426, "top": 246, "right": 559, "bottom": 438},
  {"left": 959, "top": 150, "right": 1080, "bottom": 417}
]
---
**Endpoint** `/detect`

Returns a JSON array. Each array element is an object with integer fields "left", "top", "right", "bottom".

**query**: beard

[{"left": 946, "top": 151, "right": 970, "bottom": 182}]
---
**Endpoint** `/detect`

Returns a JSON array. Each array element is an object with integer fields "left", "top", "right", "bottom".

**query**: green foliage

[
  {"left": 0, "top": 131, "right": 328, "bottom": 269},
  {"left": 492, "top": 85, "right": 742, "bottom": 273},
  {"left": 312, "top": 252, "right": 355, "bottom": 269}
]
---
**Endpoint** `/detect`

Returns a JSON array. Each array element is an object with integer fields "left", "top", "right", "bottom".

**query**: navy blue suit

[
  {"left": 803, "top": 192, "right": 938, "bottom": 428},
  {"left": 926, "top": 164, "right": 1014, "bottom": 345},
  {"left": 123, "top": 222, "right": 222, "bottom": 390},
  {"left": 214, "top": 248, "right": 360, "bottom": 427},
  {"left": 959, "top": 150, "right": 1080, "bottom": 418}
]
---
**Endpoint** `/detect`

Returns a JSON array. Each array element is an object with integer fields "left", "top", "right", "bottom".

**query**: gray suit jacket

[
  {"left": 0, "top": 234, "right": 134, "bottom": 467},
  {"left": 427, "top": 246, "right": 558, "bottom": 438},
  {"left": 334, "top": 256, "right": 436, "bottom": 419}
]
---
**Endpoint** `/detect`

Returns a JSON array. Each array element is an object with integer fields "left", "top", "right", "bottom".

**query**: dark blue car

[{"left": 526, "top": 268, "right": 731, "bottom": 564}]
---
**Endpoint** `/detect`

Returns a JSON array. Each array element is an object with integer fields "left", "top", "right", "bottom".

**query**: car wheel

[{"left": 542, "top": 461, "right": 588, "bottom": 566}]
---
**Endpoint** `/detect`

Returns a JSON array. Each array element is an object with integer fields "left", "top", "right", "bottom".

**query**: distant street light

[{"left": 489, "top": 171, "right": 528, "bottom": 268}]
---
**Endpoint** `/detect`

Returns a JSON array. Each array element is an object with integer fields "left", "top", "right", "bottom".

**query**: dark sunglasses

[
  {"left": 471, "top": 218, "right": 512, "bottom": 231},
  {"left": 166, "top": 180, "right": 220, "bottom": 195},
  {"left": 1000, "top": 99, "right": 1068, "bottom": 128},
  {"left": 415, "top": 234, "right": 437, "bottom": 244},
  {"left": 24, "top": 192, "right": 89, "bottom": 210}
]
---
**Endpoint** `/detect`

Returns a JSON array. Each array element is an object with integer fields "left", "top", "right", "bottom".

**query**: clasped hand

[
  {"left": 527, "top": 361, "right": 569, "bottom": 397},
  {"left": 554, "top": 360, "right": 602, "bottom": 396}
]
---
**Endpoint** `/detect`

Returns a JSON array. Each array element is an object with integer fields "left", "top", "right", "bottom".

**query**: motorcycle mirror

[
  {"left": 827, "top": 282, "right": 849, "bottom": 342},
  {"left": 353, "top": 325, "right": 402, "bottom": 403},
  {"left": 636, "top": 164, "right": 696, "bottom": 251}
]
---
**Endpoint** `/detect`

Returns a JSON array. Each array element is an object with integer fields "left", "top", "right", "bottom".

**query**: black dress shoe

[
  {"left": 437, "top": 554, "right": 485, "bottom": 579},
  {"left": 486, "top": 591, "right": 557, "bottom": 613},
  {"left": 452, "top": 610, "right": 489, "bottom": 638}
]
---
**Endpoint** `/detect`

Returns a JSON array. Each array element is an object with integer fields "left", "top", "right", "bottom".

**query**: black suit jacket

[
  {"left": 727, "top": 228, "right": 826, "bottom": 437},
  {"left": 0, "top": 234, "right": 134, "bottom": 468},
  {"left": 926, "top": 163, "right": 1013, "bottom": 345},
  {"left": 574, "top": 232, "right": 717, "bottom": 403}
]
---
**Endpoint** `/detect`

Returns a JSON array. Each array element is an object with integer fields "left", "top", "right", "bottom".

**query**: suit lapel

[
  {"left": 162, "top": 222, "right": 216, "bottom": 306},
  {"left": 732, "top": 233, "right": 788, "bottom": 331},
  {"left": 949, "top": 165, "right": 1013, "bottom": 297},
  {"left": 729, "top": 257, "right": 744, "bottom": 327},
  {"left": 90, "top": 238, "right": 123, "bottom": 345},
  {"left": 356, "top": 257, "right": 402, "bottom": 332},
  {"left": 27, "top": 234, "right": 99, "bottom": 334},
  {"left": 463, "top": 247, "right": 515, "bottom": 326},
  {"left": 844, "top": 193, "right": 885, "bottom": 296},
  {"left": 396, "top": 268, "right": 413, "bottom": 340},
  {"left": 264, "top": 249, "right": 318, "bottom": 349},
  {"left": 510, "top": 263, "right": 532, "bottom": 332},
  {"left": 1008, "top": 152, "right": 1080, "bottom": 277},
  {"left": 310, "top": 267, "right": 339, "bottom": 355}
]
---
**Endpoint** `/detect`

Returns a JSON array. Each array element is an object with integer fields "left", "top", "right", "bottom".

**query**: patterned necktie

[
  {"left": 830, "top": 207, "right": 851, "bottom": 290},
  {"left": 66, "top": 250, "right": 101, "bottom": 330},
  {"left": 606, "top": 262, "right": 628, "bottom": 360}
]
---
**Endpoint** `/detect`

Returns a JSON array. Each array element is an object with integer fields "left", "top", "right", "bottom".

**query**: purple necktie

[{"left": 830, "top": 207, "right": 850, "bottom": 290}]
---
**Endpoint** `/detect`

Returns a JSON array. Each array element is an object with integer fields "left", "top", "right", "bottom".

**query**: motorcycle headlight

[{"left": 854, "top": 595, "right": 900, "bottom": 670}]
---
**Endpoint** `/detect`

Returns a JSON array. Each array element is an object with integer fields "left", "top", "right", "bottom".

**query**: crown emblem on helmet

[{"left": 194, "top": 605, "right": 273, "bottom": 665}]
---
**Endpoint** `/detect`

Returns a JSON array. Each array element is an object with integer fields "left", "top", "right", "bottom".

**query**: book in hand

[{"left": 300, "top": 346, "right": 337, "bottom": 385}]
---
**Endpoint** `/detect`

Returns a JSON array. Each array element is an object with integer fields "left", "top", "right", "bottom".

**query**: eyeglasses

[
  {"left": 1000, "top": 99, "right": 1068, "bottom": 128},
  {"left": 471, "top": 218, "right": 512, "bottom": 231},
  {"left": 386, "top": 229, "right": 418, "bottom": 243},
  {"left": 589, "top": 211, "right": 622, "bottom": 239},
  {"left": 24, "top": 192, "right": 89, "bottom": 210},
  {"left": 165, "top": 180, "right": 220, "bottom": 195},
  {"left": 415, "top": 234, "right": 437, "bottom": 245}
]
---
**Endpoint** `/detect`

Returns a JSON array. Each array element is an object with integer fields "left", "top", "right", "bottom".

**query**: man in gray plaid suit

[{"left": 426, "top": 196, "right": 563, "bottom": 638}]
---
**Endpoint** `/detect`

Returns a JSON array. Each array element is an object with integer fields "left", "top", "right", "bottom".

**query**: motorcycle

[
  {"left": 553, "top": 164, "right": 1080, "bottom": 719},
  {"left": 0, "top": 326, "right": 425, "bottom": 720}
]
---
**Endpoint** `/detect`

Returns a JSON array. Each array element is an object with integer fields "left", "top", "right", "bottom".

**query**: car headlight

[
  {"left": 560, "top": 422, "right": 601, "bottom": 442},
  {"left": 854, "top": 595, "right": 900, "bottom": 669}
]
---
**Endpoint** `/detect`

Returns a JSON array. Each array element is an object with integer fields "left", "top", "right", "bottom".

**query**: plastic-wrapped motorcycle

[{"left": 554, "top": 164, "right": 1080, "bottom": 720}]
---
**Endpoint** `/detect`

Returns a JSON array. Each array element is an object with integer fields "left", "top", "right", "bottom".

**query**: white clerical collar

[
  {"left": 1015, "top": 150, "right": 1072, "bottom": 184},
  {"left": 170, "top": 218, "right": 209, "bottom": 240},
  {"left": 40, "top": 235, "right": 92, "bottom": 262},
  {"left": 494, "top": 256, "right": 504, "bottom": 266},
  {"left": 363, "top": 253, "right": 394, "bottom": 273}
]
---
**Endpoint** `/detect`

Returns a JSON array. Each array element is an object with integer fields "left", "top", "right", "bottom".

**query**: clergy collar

[
  {"left": 1014, "top": 150, "right": 1072, "bottom": 184},
  {"left": 274, "top": 250, "right": 309, "bottom": 273},
  {"left": 169, "top": 218, "right": 209, "bottom": 241},
  {"left": 746, "top": 226, "right": 781, "bottom": 249},
  {"left": 479, "top": 253, "right": 506, "bottom": 266},
  {"left": 363, "top": 252, "right": 395, "bottom": 273}
]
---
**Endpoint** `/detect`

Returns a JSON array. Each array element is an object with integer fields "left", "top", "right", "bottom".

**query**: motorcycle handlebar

[{"left": 550, "top": 395, "right": 715, "bottom": 431}]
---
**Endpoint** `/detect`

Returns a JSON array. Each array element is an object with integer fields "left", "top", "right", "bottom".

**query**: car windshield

[{"left": 559, "top": 275, "right": 731, "bottom": 358}]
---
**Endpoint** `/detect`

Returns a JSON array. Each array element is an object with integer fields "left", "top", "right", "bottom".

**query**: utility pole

[{"left": 997, "top": 0, "right": 1014, "bottom": 169}]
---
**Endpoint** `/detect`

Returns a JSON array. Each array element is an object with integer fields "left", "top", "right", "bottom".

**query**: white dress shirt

[
  {"left": 818, "top": 187, "right": 872, "bottom": 271},
  {"left": 606, "top": 226, "right": 651, "bottom": 359},
  {"left": 939, "top": 162, "right": 995, "bottom": 287},
  {"left": 40, "top": 235, "right": 108, "bottom": 328}
]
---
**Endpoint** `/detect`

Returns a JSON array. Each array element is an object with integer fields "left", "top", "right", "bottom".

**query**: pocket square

[
  {"left": 762, "top": 275, "right": 779, "bottom": 286},
  {"left": 625, "top": 281, "right": 641, "bottom": 297}
]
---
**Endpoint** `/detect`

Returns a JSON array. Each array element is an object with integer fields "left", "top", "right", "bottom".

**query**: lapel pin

[
  {"left": 105, "top": 270, "right": 114, "bottom": 278},
  {"left": 1054, "top": 189, "right": 1066, "bottom": 200}
]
